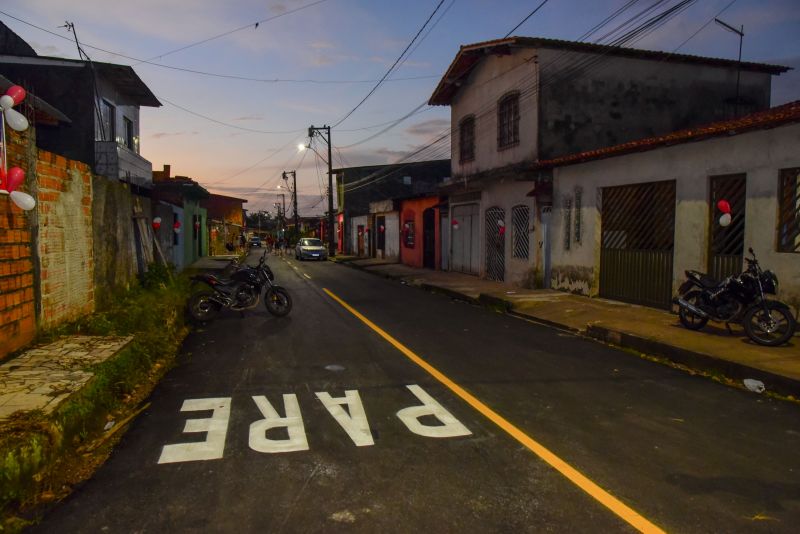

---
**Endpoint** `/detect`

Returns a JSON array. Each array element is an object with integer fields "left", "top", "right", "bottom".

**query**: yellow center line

[
  {"left": 323, "top": 287, "right": 666, "bottom": 534},
  {"left": 303, "top": 273, "right": 311, "bottom": 280}
]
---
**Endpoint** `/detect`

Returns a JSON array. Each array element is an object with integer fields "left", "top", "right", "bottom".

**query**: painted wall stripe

[{"left": 323, "top": 288, "right": 665, "bottom": 534}]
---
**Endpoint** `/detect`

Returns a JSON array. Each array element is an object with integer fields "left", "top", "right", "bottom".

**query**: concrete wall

[
  {"left": 350, "top": 215, "right": 368, "bottom": 256},
  {"left": 451, "top": 48, "right": 539, "bottom": 179},
  {"left": 480, "top": 181, "right": 540, "bottom": 286},
  {"left": 550, "top": 122, "right": 800, "bottom": 307},
  {"left": 92, "top": 177, "right": 148, "bottom": 309},
  {"left": 537, "top": 48, "right": 772, "bottom": 159},
  {"left": 399, "top": 197, "right": 440, "bottom": 269}
]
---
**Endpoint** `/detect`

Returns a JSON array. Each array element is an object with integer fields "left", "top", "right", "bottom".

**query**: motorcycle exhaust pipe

[{"left": 676, "top": 298, "right": 709, "bottom": 318}]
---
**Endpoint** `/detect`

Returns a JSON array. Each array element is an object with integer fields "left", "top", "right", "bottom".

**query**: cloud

[
  {"left": 231, "top": 114, "right": 264, "bottom": 122},
  {"left": 310, "top": 40, "right": 334, "bottom": 49},
  {"left": 406, "top": 119, "right": 450, "bottom": 137},
  {"left": 150, "top": 131, "right": 199, "bottom": 139},
  {"left": 269, "top": 3, "right": 288, "bottom": 15},
  {"left": 29, "top": 42, "right": 67, "bottom": 57}
]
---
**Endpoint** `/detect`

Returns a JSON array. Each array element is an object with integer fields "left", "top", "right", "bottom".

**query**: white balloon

[
  {"left": 719, "top": 212, "right": 732, "bottom": 227},
  {"left": 10, "top": 190, "right": 36, "bottom": 211},
  {"left": 4, "top": 107, "right": 29, "bottom": 132},
  {"left": 0, "top": 95, "right": 13, "bottom": 110}
]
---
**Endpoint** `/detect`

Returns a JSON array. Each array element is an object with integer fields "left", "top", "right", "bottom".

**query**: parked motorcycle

[
  {"left": 188, "top": 251, "right": 292, "bottom": 322},
  {"left": 675, "top": 248, "right": 796, "bottom": 346}
]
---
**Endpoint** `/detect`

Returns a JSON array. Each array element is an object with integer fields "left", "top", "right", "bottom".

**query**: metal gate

[
  {"left": 451, "top": 204, "right": 479, "bottom": 274},
  {"left": 485, "top": 207, "right": 505, "bottom": 281},
  {"left": 423, "top": 208, "right": 436, "bottom": 269},
  {"left": 600, "top": 181, "right": 676, "bottom": 309},
  {"left": 709, "top": 174, "right": 746, "bottom": 281}
]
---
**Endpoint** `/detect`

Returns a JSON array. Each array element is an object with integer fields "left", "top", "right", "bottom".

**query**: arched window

[
  {"left": 497, "top": 92, "right": 520, "bottom": 149},
  {"left": 459, "top": 115, "right": 475, "bottom": 163}
]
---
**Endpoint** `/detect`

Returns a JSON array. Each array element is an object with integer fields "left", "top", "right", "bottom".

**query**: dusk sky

[{"left": 2, "top": 0, "right": 799, "bottom": 215}]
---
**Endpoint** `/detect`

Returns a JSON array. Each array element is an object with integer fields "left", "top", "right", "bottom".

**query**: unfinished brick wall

[
  {"left": 1, "top": 127, "right": 95, "bottom": 359},
  {"left": 36, "top": 152, "right": 94, "bottom": 327},
  {"left": 0, "top": 130, "right": 36, "bottom": 358}
]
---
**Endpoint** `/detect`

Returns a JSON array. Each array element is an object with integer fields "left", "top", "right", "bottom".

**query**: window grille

[
  {"left": 512, "top": 205, "right": 530, "bottom": 259},
  {"left": 459, "top": 116, "right": 475, "bottom": 163},
  {"left": 563, "top": 196, "right": 572, "bottom": 251},
  {"left": 497, "top": 92, "right": 520, "bottom": 149},
  {"left": 574, "top": 186, "right": 582, "bottom": 244},
  {"left": 778, "top": 168, "right": 800, "bottom": 253}
]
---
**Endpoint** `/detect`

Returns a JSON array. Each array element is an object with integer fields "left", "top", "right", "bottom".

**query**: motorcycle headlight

[{"left": 762, "top": 271, "right": 778, "bottom": 294}]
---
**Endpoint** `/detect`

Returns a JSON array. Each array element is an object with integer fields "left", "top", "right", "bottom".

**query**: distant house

[
  {"left": 334, "top": 159, "right": 450, "bottom": 263},
  {"left": 201, "top": 193, "right": 247, "bottom": 255},
  {"left": 0, "top": 22, "right": 161, "bottom": 188},
  {"left": 429, "top": 36, "right": 790, "bottom": 286},
  {"left": 546, "top": 101, "right": 800, "bottom": 310},
  {"left": 152, "top": 165, "right": 209, "bottom": 271}
]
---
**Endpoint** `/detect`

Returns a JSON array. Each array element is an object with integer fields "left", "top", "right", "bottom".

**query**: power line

[
  {"left": 504, "top": 0, "right": 551, "bottom": 38},
  {"left": 139, "top": 0, "right": 330, "bottom": 62},
  {"left": 332, "top": 0, "right": 447, "bottom": 127},
  {"left": 0, "top": 9, "right": 440, "bottom": 85}
]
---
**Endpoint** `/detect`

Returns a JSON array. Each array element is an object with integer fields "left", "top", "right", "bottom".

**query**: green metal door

[{"left": 600, "top": 181, "right": 676, "bottom": 309}]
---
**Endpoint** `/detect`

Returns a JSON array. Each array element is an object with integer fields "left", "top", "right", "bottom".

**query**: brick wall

[
  {"left": 36, "top": 152, "right": 94, "bottom": 327},
  {"left": 0, "top": 129, "right": 36, "bottom": 357},
  {"left": 1, "top": 127, "right": 95, "bottom": 360}
]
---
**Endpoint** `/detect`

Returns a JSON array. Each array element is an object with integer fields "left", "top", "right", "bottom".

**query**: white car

[{"left": 295, "top": 238, "right": 327, "bottom": 261}]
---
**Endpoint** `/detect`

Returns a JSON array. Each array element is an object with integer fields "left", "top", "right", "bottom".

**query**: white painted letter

[
  {"left": 158, "top": 397, "right": 231, "bottom": 464},
  {"left": 316, "top": 390, "right": 374, "bottom": 447},
  {"left": 249, "top": 394, "right": 309, "bottom": 453},
  {"left": 397, "top": 385, "right": 471, "bottom": 438}
]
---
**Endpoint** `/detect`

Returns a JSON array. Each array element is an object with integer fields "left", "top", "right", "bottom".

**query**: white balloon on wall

[
  {"left": 719, "top": 212, "right": 732, "bottom": 227},
  {"left": 9, "top": 191, "right": 36, "bottom": 211},
  {"left": 4, "top": 107, "right": 29, "bottom": 132},
  {"left": 0, "top": 95, "right": 14, "bottom": 110}
]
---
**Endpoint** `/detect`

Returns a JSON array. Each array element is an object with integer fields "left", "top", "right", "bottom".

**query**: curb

[
  {"left": 419, "top": 284, "right": 480, "bottom": 305},
  {"left": 585, "top": 324, "right": 800, "bottom": 399}
]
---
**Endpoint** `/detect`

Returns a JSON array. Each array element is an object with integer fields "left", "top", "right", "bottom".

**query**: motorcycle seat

[{"left": 686, "top": 270, "right": 720, "bottom": 288}]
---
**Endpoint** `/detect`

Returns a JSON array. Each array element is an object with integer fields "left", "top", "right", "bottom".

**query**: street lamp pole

[
  {"left": 282, "top": 170, "right": 299, "bottom": 242},
  {"left": 308, "top": 125, "right": 335, "bottom": 256}
]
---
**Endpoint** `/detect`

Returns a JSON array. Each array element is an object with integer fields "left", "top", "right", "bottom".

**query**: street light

[{"left": 715, "top": 17, "right": 744, "bottom": 118}]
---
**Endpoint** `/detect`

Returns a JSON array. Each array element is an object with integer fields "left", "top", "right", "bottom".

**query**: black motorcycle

[
  {"left": 188, "top": 251, "right": 292, "bottom": 322},
  {"left": 675, "top": 248, "right": 796, "bottom": 346}
]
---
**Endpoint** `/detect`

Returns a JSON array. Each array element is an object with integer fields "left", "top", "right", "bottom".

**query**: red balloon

[
  {"left": 152, "top": 222, "right": 161, "bottom": 230},
  {"left": 0, "top": 167, "right": 6, "bottom": 190},
  {"left": 5, "top": 85, "right": 26, "bottom": 105},
  {"left": 173, "top": 220, "right": 181, "bottom": 229},
  {"left": 717, "top": 199, "right": 731, "bottom": 214},
  {"left": 7, "top": 167, "right": 25, "bottom": 192}
]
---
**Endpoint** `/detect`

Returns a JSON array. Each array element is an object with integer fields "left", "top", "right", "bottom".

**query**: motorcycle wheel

[
  {"left": 678, "top": 290, "right": 709, "bottom": 331},
  {"left": 743, "top": 301, "right": 796, "bottom": 346},
  {"left": 188, "top": 290, "right": 221, "bottom": 323},
  {"left": 265, "top": 286, "right": 292, "bottom": 317},
  {"left": 232, "top": 284, "right": 260, "bottom": 310}
]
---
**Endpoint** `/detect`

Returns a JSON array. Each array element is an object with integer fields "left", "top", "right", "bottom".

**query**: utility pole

[
  {"left": 282, "top": 170, "right": 299, "bottom": 242},
  {"left": 308, "top": 125, "right": 335, "bottom": 256},
  {"left": 715, "top": 18, "right": 744, "bottom": 118}
]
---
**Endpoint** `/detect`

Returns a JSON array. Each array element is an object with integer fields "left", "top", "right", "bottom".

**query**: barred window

[
  {"left": 778, "top": 168, "right": 800, "bottom": 253},
  {"left": 574, "top": 186, "right": 582, "bottom": 244},
  {"left": 497, "top": 92, "right": 520, "bottom": 149},
  {"left": 563, "top": 196, "right": 572, "bottom": 251},
  {"left": 459, "top": 116, "right": 475, "bottom": 163},
  {"left": 512, "top": 205, "right": 530, "bottom": 259}
]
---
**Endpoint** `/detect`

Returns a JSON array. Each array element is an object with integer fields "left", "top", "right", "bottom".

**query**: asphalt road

[{"left": 33, "top": 250, "right": 800, "bottom": 533}]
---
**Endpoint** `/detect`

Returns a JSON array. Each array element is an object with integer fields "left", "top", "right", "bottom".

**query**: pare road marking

[
  {"left": 158, "top": 384, "right": 470, "bottom": 464},
  {"left": 323, "top": 288, "right": 665, "bottom": 534}
]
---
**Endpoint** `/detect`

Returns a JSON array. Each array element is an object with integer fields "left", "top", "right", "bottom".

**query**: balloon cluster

[
  {"left": 0, "top": 85, "right": 36, "bottom": 211},
  {"left": 152, "top": 216, "right": 162, "bottom": 230},
  {"left": 452, "top": 219, "right": 459, "bottom": 231},
  {"left": 717, "top": 199, "right": 732, "bottom": 227}
]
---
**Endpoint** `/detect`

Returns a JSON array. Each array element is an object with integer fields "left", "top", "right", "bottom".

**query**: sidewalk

[{"left": 332, "top": 256, "right": 800, "bottom": 398}]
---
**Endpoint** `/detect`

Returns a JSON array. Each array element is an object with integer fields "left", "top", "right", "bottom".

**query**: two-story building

[
  {"left": 429, "top": 36, "right": 789, "bottom": 287},
  {"left": 0, "top": 22, "right": 161, "bottom": 188}
]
